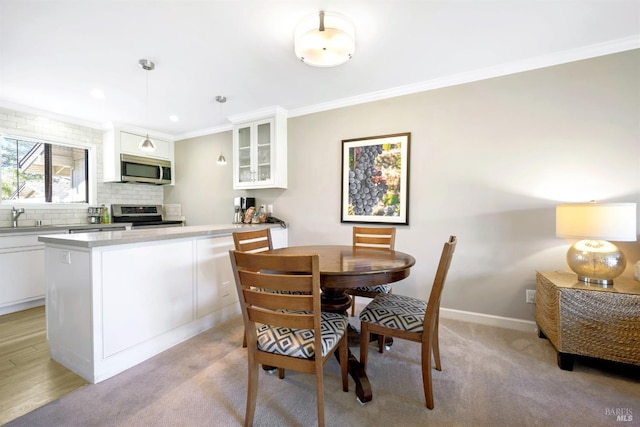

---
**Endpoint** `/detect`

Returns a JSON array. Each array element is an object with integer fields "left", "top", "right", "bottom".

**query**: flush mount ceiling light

[
  {"left": 138, "top": 59, "right": 156, "bottom": 153},
  {"left": 294, "top": 11, "right": 355, "bottom": 67}
]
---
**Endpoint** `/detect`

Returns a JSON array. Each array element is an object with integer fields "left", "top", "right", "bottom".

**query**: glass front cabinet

[{"left": 231, "top": 107, "right": 287, "bottom": 190}]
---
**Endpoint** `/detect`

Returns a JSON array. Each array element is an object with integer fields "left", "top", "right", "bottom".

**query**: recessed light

[
  {"left": 169, "top": 115, "right": 180, "bottom": 122},
  {"left": 90, "top": 89, "right": 104, "bottom": 99}
]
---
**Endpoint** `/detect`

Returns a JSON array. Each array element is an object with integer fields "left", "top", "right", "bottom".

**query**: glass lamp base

[{"left": 566, "top": 240, "right": 626, "bottom": 286}]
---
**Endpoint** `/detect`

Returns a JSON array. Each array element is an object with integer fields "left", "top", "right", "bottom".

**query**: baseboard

[
  {"left": 440, "top": 307, "right": 537, "bottom": 333},
  {"left": 3, "top": 300, "right": 535, "bottom": 334},
  {"left": 0, "top": 298, "right": 45, "bottom": 316}
]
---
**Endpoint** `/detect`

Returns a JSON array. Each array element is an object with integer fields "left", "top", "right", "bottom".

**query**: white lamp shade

[
  {"left": 294, "top": 11, "right": 355, "bottom": 67},
  {"left": 556, "top": 202, "right": 637, "bottom": 241}
]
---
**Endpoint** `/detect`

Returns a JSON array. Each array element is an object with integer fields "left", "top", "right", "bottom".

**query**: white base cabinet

[
  {"left": 101, "top": 241, "right": 195, "bottom": 358},
  {"left": 44, "top": 227, "right": 287, "bottom": 383},
  {"left": 196, "top": 237, "right": 238, "bottom": 318},
  {"left": 0, "top": 232, "right": 59, "bottom": 315}
]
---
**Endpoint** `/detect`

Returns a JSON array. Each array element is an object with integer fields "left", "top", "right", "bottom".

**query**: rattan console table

[{"left": 536, "top": 271, "right": 640, "bottom": 370}]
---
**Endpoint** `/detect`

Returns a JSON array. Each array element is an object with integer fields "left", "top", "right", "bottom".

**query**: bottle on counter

[
  {"left": 102, "top": 204, "right": 110, "bottom": 224},
  {"left": 257, "top": 205, "right": 267, "bottom": 223},
  {"left": 233, "top": 207, "right": 242, "bottom": 224},
  {"left": 243, "top": 206, "right": 255, "bottom": 224}
]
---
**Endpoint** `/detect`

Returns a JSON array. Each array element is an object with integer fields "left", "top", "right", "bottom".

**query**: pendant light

[
  {"left": 215, "top": 95, "right": 227, "bottom": 165},
  {"left": 138, "top": 59, "right": 156, "bottom": 153}
]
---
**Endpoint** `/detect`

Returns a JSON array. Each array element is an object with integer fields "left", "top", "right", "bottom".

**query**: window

[{"left": 1, "top": 136, "right": 89, "bottom": 204}]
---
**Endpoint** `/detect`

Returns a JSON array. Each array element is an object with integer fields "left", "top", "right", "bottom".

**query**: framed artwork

[{"left": 341, "top": 132, "right": 410, "bottom": 225}]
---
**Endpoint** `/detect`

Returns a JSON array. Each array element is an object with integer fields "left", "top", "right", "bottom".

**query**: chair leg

[
  {"left": 360, "top": 322, "right": 370, "bottom": 370},
  {"left": 340, "top": 335, "right": 349, "bottom": 392},
  {"left": 421, "top": 339, "right": 435, "bottom": 410},
  {"left": 376, "top": 290, "right": 391, "bottom": 353},
  {"left": 350, "top": 295, "right": 356, "bottom": 317},
  {"left": 433, "top": 317, "right": 441, "bottom": 371},
  {"left": 242, "top": 328, "right": 247, "bottom": 348},
  {"left": 245, "top": 357, "right": 259, "bottom": 426},
  {"left": 316, "top": 369, "right": 325, "bottom": 427}
]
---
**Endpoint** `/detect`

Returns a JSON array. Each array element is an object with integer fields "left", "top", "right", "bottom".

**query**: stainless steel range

[{"left": 111, "top": 204, "right": 184, "bottom": 229}]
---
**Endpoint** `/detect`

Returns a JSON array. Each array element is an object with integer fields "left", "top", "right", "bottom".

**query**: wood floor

[{"left": 0, "top": 306, "right": 87, "bottom": 425}]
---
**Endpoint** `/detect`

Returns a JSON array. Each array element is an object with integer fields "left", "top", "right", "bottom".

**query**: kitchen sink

[{"left": 0, "top": 224, "right": 71, "bottom": 234}]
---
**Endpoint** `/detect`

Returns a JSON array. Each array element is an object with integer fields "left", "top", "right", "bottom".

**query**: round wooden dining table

[{"left": 266, "top": 245, "right": 416, "bottom": 403}]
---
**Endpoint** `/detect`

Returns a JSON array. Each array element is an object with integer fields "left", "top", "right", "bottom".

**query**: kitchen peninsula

[{"left": 39, "top": 224, "right": 287, "bottom": 383}]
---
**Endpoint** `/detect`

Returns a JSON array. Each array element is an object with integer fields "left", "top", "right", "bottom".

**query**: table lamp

[{"left": 556, "top": 202, "right": 637, "bottom": 285}]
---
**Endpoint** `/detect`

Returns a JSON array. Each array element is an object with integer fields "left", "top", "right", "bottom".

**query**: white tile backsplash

[{"left": 0, "top": 108, "right": 164, "bottom": 228}]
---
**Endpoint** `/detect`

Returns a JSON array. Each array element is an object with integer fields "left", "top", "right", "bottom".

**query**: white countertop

[
  {"left": 38, "top": 223, "right": 282, "bottom": 248},
  {"left": 0, "top": 222, "right": 132, "bottom": 236}
]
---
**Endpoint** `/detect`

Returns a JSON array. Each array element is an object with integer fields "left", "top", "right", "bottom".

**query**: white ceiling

[{"left": 1, "top": 1, "right": 639, "bottom": 140}]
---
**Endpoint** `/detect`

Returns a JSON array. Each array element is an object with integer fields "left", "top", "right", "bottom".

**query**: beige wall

[
  {"left": 164, "top": 130, "right": 237, "bottom": 225},
  {"left": 168, "top": 49, "right": 640, "bottom": 322}
]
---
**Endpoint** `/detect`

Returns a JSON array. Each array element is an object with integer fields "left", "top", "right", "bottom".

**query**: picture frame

[{"left": 341, "top": 132, "right": 410, "bottom": 225}]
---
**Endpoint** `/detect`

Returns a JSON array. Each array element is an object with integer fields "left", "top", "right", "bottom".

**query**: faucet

[{"left": 12, "top": 206, "right": 25, "bottom": 228}]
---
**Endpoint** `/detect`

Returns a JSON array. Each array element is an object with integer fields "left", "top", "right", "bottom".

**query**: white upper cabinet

[
  {"left": 119, "top": 131, "right": 172, "bottom": 159},
  {"left": 230, "top": 107, "right": 287, "bottom": 189},
  {"left": 103, "top": 124, "right": 175, "bottom": 183}
]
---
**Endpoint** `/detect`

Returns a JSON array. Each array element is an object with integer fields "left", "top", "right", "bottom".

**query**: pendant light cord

[
  {"left": 145, "top": 67, "right": 149, "bottom": 132},
  {"left": 138, "top": 59, "right": 156, "bottom": 152}
]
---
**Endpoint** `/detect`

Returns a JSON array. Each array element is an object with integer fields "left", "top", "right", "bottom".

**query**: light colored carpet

[{"left": 6, "top": 312, "right": 639, "bottom": 427}]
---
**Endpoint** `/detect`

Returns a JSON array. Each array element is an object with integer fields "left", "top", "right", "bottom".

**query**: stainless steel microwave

[{"left": 121, "top": 154, "right": 172, "bottom": 185}]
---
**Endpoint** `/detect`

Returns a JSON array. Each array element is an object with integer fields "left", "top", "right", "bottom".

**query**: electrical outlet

[
  {"left": 60, "top": 251, "right": 71, "bottom": 264},
  {"left": 526, "top": 289, "right": 536, "bottom": 304},
  {"left": 222, "top": 281, "right": 231, "bottom": 297}
]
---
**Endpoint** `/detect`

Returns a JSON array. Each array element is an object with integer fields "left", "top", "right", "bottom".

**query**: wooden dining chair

[
  {"left": 346, "top": 226, "right": 396, "bottom": 317},
  {"left": 359, "top": 235, "right": 457, "bottom": 409},
  {"left": 229, "top": 250, "right": 349, "bottom": 427},
  {"left": 233, "top": 229, "right": 274, "bottom": 349},
  {"left": 232, "top": 228, "right": 273, "bottom": 253}
]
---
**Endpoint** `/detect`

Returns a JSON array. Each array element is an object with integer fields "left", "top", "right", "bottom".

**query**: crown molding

[
  {"left": 175, "top": 106, "right": 290, "bottom": 140},
  {"left": 227, "top": 106, "right": 288, "bottom": 124},
  {"left": 3, "top": 36, "right": 638, "bottom": 140},
  {"left": 175, "top": 123, "right": 233, "bottom": 141},
  {"left": 0, "top": 100, "right": 104, "bottom": 130},
  {"left": 288, "top": 35, "right": 640, "bottom": 119}
]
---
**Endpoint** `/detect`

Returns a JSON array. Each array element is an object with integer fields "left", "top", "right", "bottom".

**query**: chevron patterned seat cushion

[
  {"left": 350, "top": 284, "right": 392, "bottom": 293},
  {"left": 256, "top": 312, "right": 347, "bottom": 359},
  {"left": 260, "top": 289, "right": 306, "bottom": 295},
  {"left": 359, "top": 293, "right": 427, "bottom": 332}
]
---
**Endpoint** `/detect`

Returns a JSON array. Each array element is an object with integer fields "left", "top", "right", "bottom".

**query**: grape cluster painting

[{"left": 341, "top": 133, "right": 410, "bottom": 225}]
